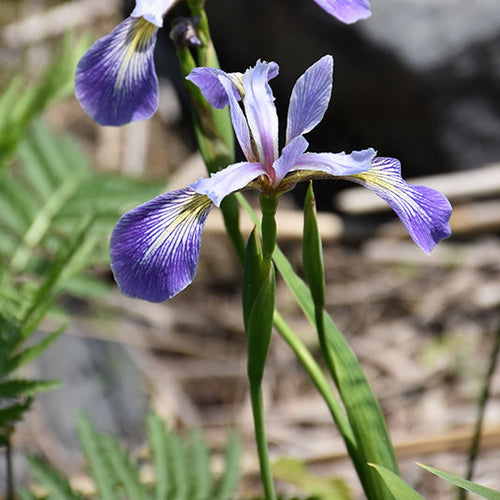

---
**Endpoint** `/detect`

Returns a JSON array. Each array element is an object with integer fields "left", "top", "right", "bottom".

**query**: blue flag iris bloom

[{"left": 110, "top": 55, "right": 452, "bottom": 302}]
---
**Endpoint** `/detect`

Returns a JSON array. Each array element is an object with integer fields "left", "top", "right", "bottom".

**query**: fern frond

[{"left": 27, "top": 455, "right": 83, "bottom": 500}]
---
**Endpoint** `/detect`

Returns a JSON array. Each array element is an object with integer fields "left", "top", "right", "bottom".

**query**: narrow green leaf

[
  {"left": 27, "top": 455, "right": 82, "bottom": 500},
  {"left": 166, "top": 431, "right": 188, "bottom": 500},
  {"left": 242, "top": 227, "right": 265, "bottom": 333},
  {"left": 302, "top": 182, "right": 325, "bottom": 310},
  {"left": 0, "top": 398, "right": 32, "bottom": 427},
  {"left": 0, "top": 326, "right": 66, "bottom": 376},
  {"left": 0, "top": 379, "right": 62, "bottom": 398},
  {"left": 147, "top": 413, "right": 170, "bottom": 500},
  {"left": 20, "top": 215, "right": 96, "bottom": 333},
  {"left": 188, "top": 429, "right": 213, "bottom": 500},
  {"left": 214, "top": 429, "right": 241, "bottom": 500},
  {"left": 418, "top": 463, "right": 500, "bottom": 499},
  {"left": 237, "top": 194, "right": 398, "bottom": 499},
  {"left": 77, "top": 414, "right": 120, "bottom": 500},
  {"left": 370, "top": 464, "right": 422, "bottom": 500},
  {"left": 275, "top": 242, "right": 398, "bottom": 498},
  {"left": 101, "top": 435, "right": 147, "bottom": 500},
  {"left": 246, "top": 264, "right": 275, "bottom": 385}
]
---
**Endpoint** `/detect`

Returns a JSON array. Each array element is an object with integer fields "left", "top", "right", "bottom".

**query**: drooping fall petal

[
  {"left": 75, "top": 17, "right": 159, "bottom": 126},
  {"left": 346, "top": 157, "right": 452, "bottom": 253},
  {"left": 110, "top": 188, "right": 213, "bottom": 302}
]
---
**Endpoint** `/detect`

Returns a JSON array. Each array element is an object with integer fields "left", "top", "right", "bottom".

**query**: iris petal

[
  {"left": 293, "top": 148, "right": 376, "bottom": 175},
  {"left": 286, "top": 55, "right": 333, "bottom": 144},
  {"left": 190, "top": 162, "right": 267, "bottom": 206},
  {"left": 187, "top": 63, "right": 279, "bottom": 109},
  {"left": 75, "top": 16, "right": 158, "bottom": 126},
  {"left": 131, "top": 0, "right": 176, "bottom": 27},
  {"left": 110, "top": 188, "right": 213, "bottom": 302},
  {"left": 346, "top": 157, "right": 452, "bottom": 253},
  {"left": 186, "top": 67, "right": 243, "bottom": 108},
  {"left": 218, "top": 76, "right": 255, "bottom": 161},
  {"left": 273, "top": 136, "right": 309, "bottom": 185},
  {"left": 241, "top": 61, "right": 280, "bottom": 168},
  {"left": 312, "top": 0, "right": 371, "bottom": 23}
]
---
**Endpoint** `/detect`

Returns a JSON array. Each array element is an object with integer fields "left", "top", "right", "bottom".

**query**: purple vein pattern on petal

[
  {"left": 75, "top": 16, "right": 158, "bottom": 126},
  {"left": 273, "top": 136, "right": 310, "bottom": 185},
  {"left": 218, "top": 77, "right": 255, "bottom": 161},
  {"left": 286, "top": 55, "right": 333, "bottom": 144},
  {"left": 293, "top": 148, "right": 376, "bottom": 176},
  {"left": 241, "top": 61, "right": 280, "bottom": 168},
  {"left": 347, "top": 157, "right": 452, "bottom": 253},
  {"left": 110, "top": 188, "right": 213, "bottom": 302},
  {"left": 190, "top": 162, "right": 267, "bottom": 207},
  {"left": 312, "top": 0, "right": 371, "bottom": 24},
  {"left": 186, "top": 67, "right": 243, "bottom": 108},
  {"left": 131, "top": 0, "right": 175, "bottom": 27}
]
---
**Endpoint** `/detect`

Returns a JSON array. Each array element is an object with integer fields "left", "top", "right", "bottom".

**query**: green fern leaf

[
  {"left": 77, "top": 414, "right": 121, "bottom": 500},
  {"left": 27, "top": 455, "right": 83, "bottom": 500},
  {"left": 101, "top": 434, "right": 148, "bottom": 500},
  {"left": 213, "top": 429, "right": 242, "bottom": 500},
  {"left": 188, "top": 429, "right": 213, "bottom": 500}
]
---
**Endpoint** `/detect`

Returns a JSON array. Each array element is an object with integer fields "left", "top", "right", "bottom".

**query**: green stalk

[
  {"left": 242, "top": 195, "right": 279, "bottom": 500},
  {"left": 250, "top": 382, "right": 276, "bottom": 500}
]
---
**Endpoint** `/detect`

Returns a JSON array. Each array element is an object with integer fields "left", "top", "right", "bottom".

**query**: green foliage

[
  {"left": 273, "top": 458, "right": 353, "bottom": 500},
  {"left": 417, "top": 463, "right": 500, "bottom": 500},
  {"left": 0, "top": 34, "right": 89, "bottom": 166},
  {"left": 369, "top": 464, "right": 423, "bottom": 500},
  {"left": 0, "top": 119, "right": 162, "bottom": 438},
  {"left": 22, "top": 413, "right": 242, "bottom": 500}
]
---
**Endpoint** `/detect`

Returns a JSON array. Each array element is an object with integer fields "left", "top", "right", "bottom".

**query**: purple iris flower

[
  {"left": 75, "top": 0, "right": 179, "bottom": 126},
  {"left": 312, "top": 0, "right": 371, "bottom": 23},
  {"left": 110, "top": 55, "right": 452, "bottom": 302}
]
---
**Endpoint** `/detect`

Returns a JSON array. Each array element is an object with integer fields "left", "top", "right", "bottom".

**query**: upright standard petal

[
  {"left": 286, "top": 55, "right": 333, "bottom": 144},
  {"left": 75, "top": 17, "right": 158, "bottom": 126},
  {"left": 346, "top": 157, "right": 452, "bottom": 253},
  {"left": 312, "top": 0, "right": 371, "bottom": 24},
  {"left": 241, "top": 61, "right": 280, "bottom": 169},
  {"left": 272, "top": 136, "right": 309, "bottom": 185},
  {"left": 131, "top": 0, "right": 176, "bottom": 27},
  {"left": 190, "top": 162, "right": 267, "bottom": 206},
  {"left": 110, "top": 188, "right": 213, "bottom": 302},
  {"left": 187, "top": 63, "right": 279, "bottom": 109}
]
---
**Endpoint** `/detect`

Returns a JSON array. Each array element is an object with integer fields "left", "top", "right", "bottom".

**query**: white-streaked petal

[
  {"left": 272, "top": 135, "right": 309, "bottom": 185},
  {"left": 190, "top": 162, "right": 267, "bottom": 206},
  {"left": 293, "top": 148, "right": 376, "bottom": 175},
  {"left": 346, "top": 157, "right": 452, "bottom": 253},
  {"left": 241, "top": 61, "right": 280, "bottom": 168},
  {"left": 75, "top": 16, "right": 158, "bottom": 126},
  {"left": 131, "top": 0, "right": 177, "bottom": 27},
  {"left": 218, "top": 76, "right": 256, "bottom": 161},
  {"left": 110, "top": 187, "right": 213, "bottom": 302},
  {"left": 286, "top": 55, "right": 333, "bottom": 144},
  {"left": 186, "top": 67, "right": 243, "bottom": 108}
]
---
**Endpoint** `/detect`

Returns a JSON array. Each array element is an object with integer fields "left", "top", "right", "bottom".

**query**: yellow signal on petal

[{"left": 115, "top": 18, "right": 158, "bottom": 91}]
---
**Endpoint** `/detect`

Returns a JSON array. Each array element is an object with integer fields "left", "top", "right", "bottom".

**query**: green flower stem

[
  {"left": 273, "top": 310, "right": 355, "bottom": 445},
  {"left": 175, "top": 21, "right": 245, "bottom": 262},
  {"left": 243, "top": 194, "right": 278, "bottom": 500},
  {"left": 250, "top": 381, "right": 276, "bottom": 500}
]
